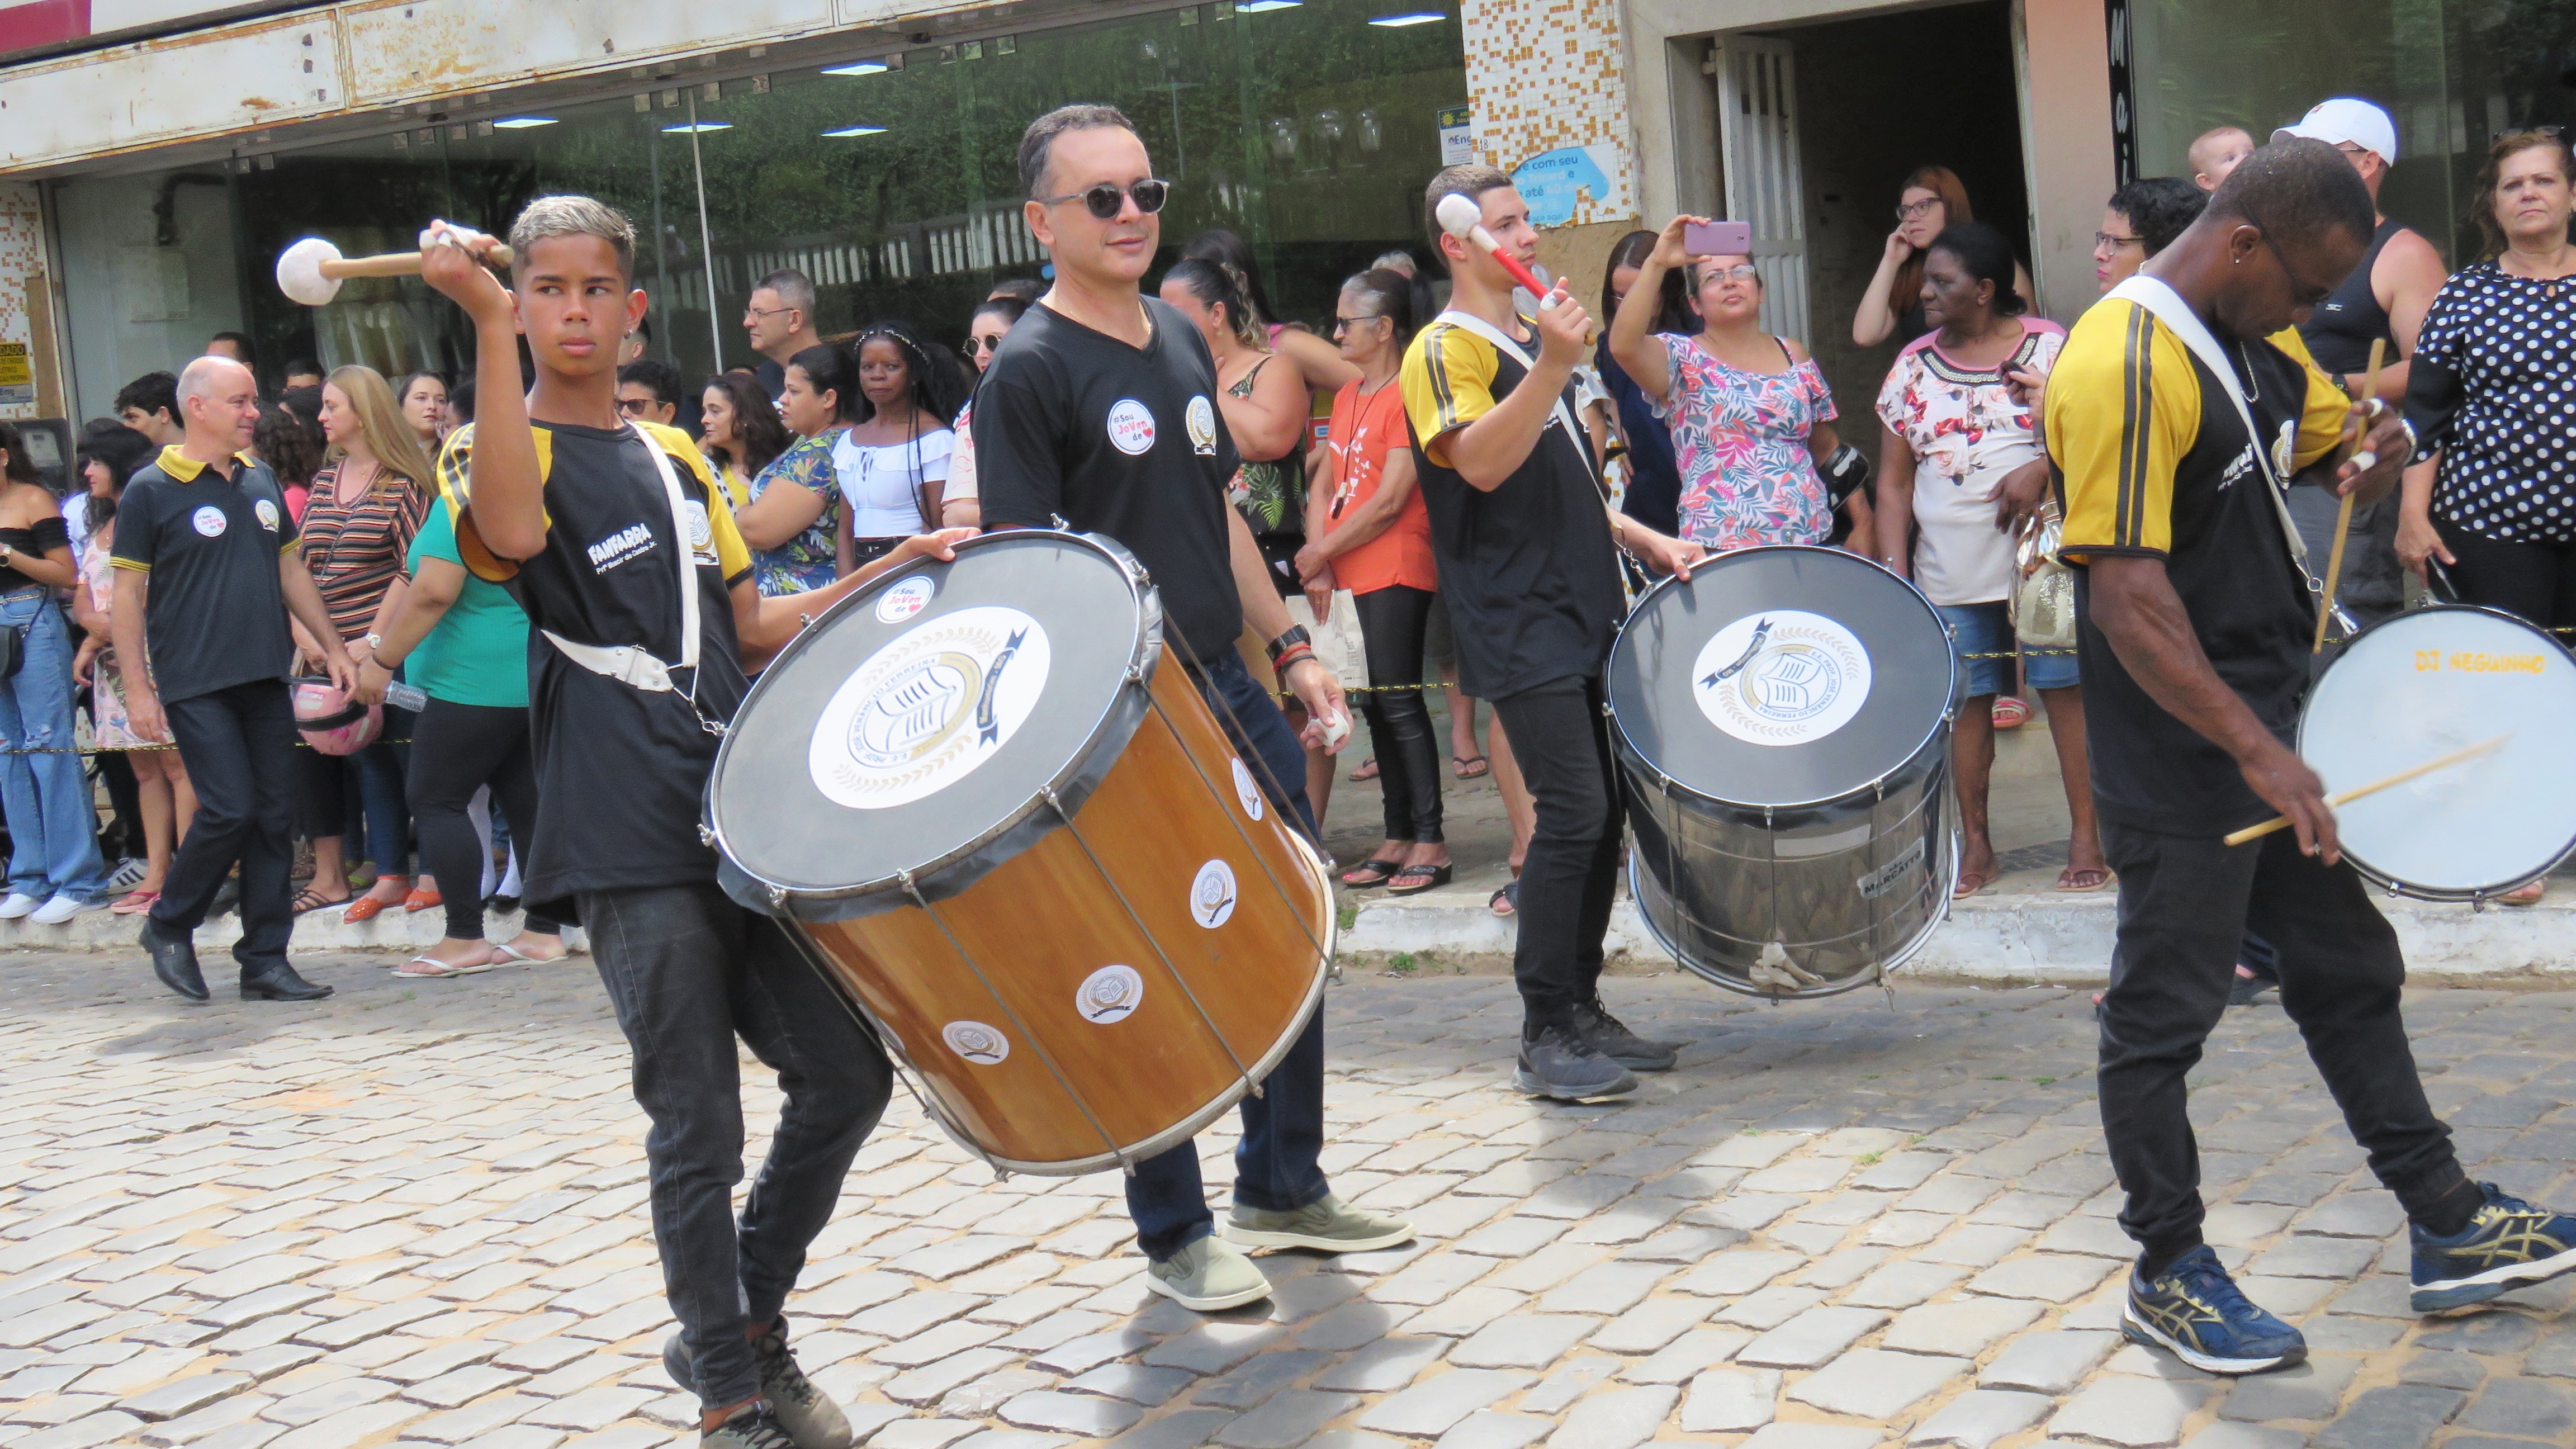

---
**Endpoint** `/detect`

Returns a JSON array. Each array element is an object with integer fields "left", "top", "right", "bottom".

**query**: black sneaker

[
  {"left": 702, "top": 1404, "right": 799, "bottom": 1449},
  {"left": 2123, "top": 1246, "right": 2306, "bottom": 1375},
  {"left": 2410, "top": 1182, "right": 2576, "bottom": 1313},
  {"left": 666, "top": 1323, "right": 852, "bottom": 1449},
  {"left": 1514, "top": 1020, "right": 1638, "bottom": 1101},
  {"left": 1572, "top": 996, "right": 1679, "bottom": 1071},
  {"left": 2228, "top": 964, "right": 2279, "bottom": 1007}
]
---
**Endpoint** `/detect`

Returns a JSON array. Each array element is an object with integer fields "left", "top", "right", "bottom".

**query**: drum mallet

[
  {"left": 2312, "top": 338, "right": 2388, "bottom": 653},
  {"left": 2223, "top": 732, "right": 2511, "bottom": 846},
  {"left": 274, "top": 233, "right": 516, "bottom": 307},
  {"left": 1436, "top": 193, "right": 1566, "bottom": 312}
]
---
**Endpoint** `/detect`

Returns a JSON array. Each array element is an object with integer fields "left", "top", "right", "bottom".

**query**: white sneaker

[
  {"left": 30, "top": 894, "right": 105, "bottom": 925},
  {"left": 0, "top": 892, "right": 41, "bottom": 920}
]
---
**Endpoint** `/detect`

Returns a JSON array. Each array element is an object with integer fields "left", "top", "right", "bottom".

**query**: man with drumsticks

[
  {"left": 414, "top": 198, "right": 970, "bottom": 1448},
  {"left": 973, "top": 105, "right": 1416, "bottom": 1314},
  {"left": 2051, "top": 139, "right": 2576, "bottom": 1376}
]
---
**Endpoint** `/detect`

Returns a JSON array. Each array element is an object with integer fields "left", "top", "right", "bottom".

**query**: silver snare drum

[
  {"left": 2299, "top": 604, "right": 2576, "bottom": 900},
  {"left": 1607, "top": 546, "right": 1961, "bottom": 999}
]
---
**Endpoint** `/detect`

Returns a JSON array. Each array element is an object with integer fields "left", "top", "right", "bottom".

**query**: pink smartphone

[{"left": 1684, "top": 220, "right": 1754, "bottom": 256}]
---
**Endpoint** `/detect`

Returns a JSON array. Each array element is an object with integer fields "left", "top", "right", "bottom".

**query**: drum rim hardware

[{"left": 705, "top": 529, "right": 1164, "bottom": 920}]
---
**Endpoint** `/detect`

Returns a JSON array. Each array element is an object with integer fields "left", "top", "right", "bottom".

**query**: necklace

[{"left": 2232, "top": 341, "right": 2261, "bottom": 404}]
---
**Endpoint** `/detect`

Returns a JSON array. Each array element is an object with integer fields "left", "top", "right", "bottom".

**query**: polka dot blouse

[{"left": 2408, "top": 262, "right": 2576, "bottom": 543}]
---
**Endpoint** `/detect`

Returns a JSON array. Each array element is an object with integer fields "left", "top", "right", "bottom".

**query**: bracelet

[
  {"left": 1265, "top": 624, "right": 1310, "bottom": 667},
  {"left": 1271, "top": 643, "right": 1317, "bottom": 675}
]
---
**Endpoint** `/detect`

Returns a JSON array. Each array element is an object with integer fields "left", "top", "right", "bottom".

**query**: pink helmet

[{"left": 292, "top": 678, "right": 382, "bottom": 756}]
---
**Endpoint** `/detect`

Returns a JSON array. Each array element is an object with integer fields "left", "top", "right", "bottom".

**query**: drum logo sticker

[
  {"left": 1186, "top": 396, "right": 1218, "bottom": 456},
  {"left": 808, "top": 605, "right": 1052, "bottom": 810},
  {"left": 875, "top": 575, "right": 936, "bottom": 624},
  {"left": 1858, "top": 837, "right": 1928, "bottom": 900},
  {"left": 1076, "top": 965, "right": 1145, "bottom": 1024},
  {"left": 191, "top": 505, "right": 227, "bottom": 538},
  {"left": 1693, "top": 609, "right": 1873, "bottom": 747},
  {"left": 942, "top": 1020, "right": 1010, "bottom": 1065},
  {"left": 1107, "top": 399, "right": 1157, "bottom": 456},
  {"left": 1230, "top": 757, "right": 1265, "bottom": 821},
  {"left": 1190, "top": 859, "right": 1238, "bottom": 929}
]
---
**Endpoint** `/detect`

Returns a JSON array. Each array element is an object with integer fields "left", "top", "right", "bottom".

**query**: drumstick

[
  {"left": 2312, "top": 338, "right": 2388, "bottom": 653},
  {"left": 276, "top": 232, "right": 515, "bottom": 306},
  {"left": 2222, "top": 732, "right": 2511, "bottom": 846},
  {"left": 1434, "top": 194, "right": 1562, "bottom": 314}
]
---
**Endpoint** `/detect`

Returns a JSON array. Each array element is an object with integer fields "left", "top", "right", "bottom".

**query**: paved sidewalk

[{"left": 7, "top": 952, "right": 2576, "bottom": 1448}]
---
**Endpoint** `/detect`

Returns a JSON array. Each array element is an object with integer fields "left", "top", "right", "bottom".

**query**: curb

[
  {"left": 0, "top": 902, "right": 588, "bottom": 954},
  {"left": 1346, "top": 880, "right": 2576, "bottom": 983}
]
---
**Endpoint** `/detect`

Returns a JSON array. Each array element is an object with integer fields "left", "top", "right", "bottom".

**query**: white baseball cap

[{"left": 2274, "top": 98, "right": 2398, "bottom": 164}]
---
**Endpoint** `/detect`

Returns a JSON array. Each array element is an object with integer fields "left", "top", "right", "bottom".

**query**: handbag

[{"left": 2009, "top": 504, "right": 2080, "bottom": 651}]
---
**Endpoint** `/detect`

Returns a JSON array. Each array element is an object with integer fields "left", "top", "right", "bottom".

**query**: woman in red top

[{"left": 1296, "top": 269, "right": 1448, "bottom": 894}]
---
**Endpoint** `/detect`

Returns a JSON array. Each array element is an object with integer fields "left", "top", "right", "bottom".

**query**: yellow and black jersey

[
  {"left": 2045, "top": 299, "right": 2350, "bottom": 835},
  {"left": 436, "top": 418, "right": 753, "bottom": 908},
  {"left": 1398, "top": 315, "right": 1620, "bottom": 698},
  {"left": 108, "top": 447, "right": 298, "bottom": 703}
]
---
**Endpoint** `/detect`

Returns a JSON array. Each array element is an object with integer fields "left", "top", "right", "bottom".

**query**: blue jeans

[
  {"left": 0, "top": 590, "right": 106, "bottom": 902},
  {"left": 1938, "top": 600, "right": 2078, "bottom": 696},
  {"left": 1125, "top": 646, "right": 1330, "bottom": 1261}
]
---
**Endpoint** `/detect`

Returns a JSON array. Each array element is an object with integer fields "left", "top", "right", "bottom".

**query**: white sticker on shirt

[
  {"left": 253, "top": 499, "right": 280, "bottom": 532},
  {"left": 683, "top": 500, "right": 716, "bottom": 564},
  {"left": 1186, "top": 396, "right": 1218, "bottom": 456},
  {"left": 1107, "top": 399, "right": 1157, "bottom": 456},
  {"left": 191, "top": 506, "right": 227, "bottom": 538}
]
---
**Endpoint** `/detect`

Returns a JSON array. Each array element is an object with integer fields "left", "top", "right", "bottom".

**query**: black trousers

[
  {"left": 150, "top": 680, "right": 297, "bottom": 969},
  {"left": 1352, "top": 584, "right": 1442, "bottom": 844},
  {"left": 2437, "top": 522, "right": 2576, "bottom": 630},
  {"left": 409, "top": 697, "right": 558, "bottom": 940},
  {"left": 581, "top": 882, "right": 891, "bottom": 1412},
  {"left": 2097, "top": 818, "right": 2466, "bottom": 1261},
  {"left": 1489, "top": 673, "right": 1622, "bottom": 1024}
]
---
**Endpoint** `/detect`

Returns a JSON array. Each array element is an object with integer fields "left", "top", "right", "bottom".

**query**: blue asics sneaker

[
  {"left": 2411, "top": 1182, "right": 2576, "bottom": 1314},
  {"left": 2122, "top": 1246, "right": 2307, "bottom": 1374}
]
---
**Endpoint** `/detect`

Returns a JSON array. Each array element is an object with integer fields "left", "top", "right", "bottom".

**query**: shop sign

[
  {"left": 1512, "top": 145, "right": 1613, "bottom": 228},
  {"left": 0, "top": 343, "right": 29, "bottom": 410},
  {"left": 1436, "top": 105, "right": 1472, "bottom": 167}
]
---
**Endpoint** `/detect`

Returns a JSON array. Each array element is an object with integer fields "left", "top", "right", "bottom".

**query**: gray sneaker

[
  {"left": 702, "top": 1405, "right": 798, "bottom": 1448},
  {"left": 664, "top": 1322, "right": 852, "bottom": 1449},
  {"left": 1145, "top": 1234, "right": 1273, "bottom": 1311},
  {"left": 1224, "top": 1192, "right": 1415, "bottom": 1253},
  {"left": 1573, "top": 996, "right": 1680, "bottom": 1071},
  {"left": 1516, "top": 1020, "right": 1639, "bottom": 1101}
]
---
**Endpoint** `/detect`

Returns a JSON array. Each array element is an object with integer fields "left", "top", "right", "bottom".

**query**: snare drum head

[
  {"left": 2301, "top": 605, "right": 2576, "bottom": 894},
  {"left": 1609, "top": 547, "right": 1957, "bottom": 808},
  {"left": 709, "top": 532, "right": 1153, "bottom": 900}
]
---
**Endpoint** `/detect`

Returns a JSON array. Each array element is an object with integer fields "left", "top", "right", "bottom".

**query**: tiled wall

[
  {"left": 0, "top": 182, "right": 46, "bottom": 422},
  {"left": 1461, "top": 0, "right": 1636, "bottom": 226}
]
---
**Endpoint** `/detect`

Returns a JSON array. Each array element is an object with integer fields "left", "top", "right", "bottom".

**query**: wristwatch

[{"left": 1265, "top": 625, "right": 1310, "bottom": 667}]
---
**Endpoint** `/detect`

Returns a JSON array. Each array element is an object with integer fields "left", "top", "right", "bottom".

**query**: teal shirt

[{"left": 404, "top": 499, "right": 531, "bottom": 708}]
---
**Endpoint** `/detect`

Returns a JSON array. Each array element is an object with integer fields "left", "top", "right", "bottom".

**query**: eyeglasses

[
  {"left": 2094, "top": 231, "right": 2144, "bottom": 252},
  {"left": 1332, "top": 314, "right": 1386, "bottom": 333},
  {"left": 2494, "top": 125, "right": 2568, "bottom": 141},
  {"left": 615, "top": 396, "right": 657, "bottom": 415},
  {"left": 743, "top": 305, "right": 797, "bottom": 321},
  {"left": 1697, "top": 263, "right": 1760, "bottom": 283},
  {"left": 964, "top": 332, "right": 1007, "bottom": 355},
  {"left": 1033, "top": 178, "right": 1171, "bottom": 219},
  {"left": 1895, "top": 198, "right": 1943, "bottom": 220}
]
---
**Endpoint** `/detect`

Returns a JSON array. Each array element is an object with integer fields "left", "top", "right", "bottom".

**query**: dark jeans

[
  {"left": 295, "top": 736, "right": 409, "bottom": 876},
  {"left": 2097, "top": 819, "right": 2466, "bottom": 1262},
  {"left": 150, "top": 680, "right": 297, "bottom": 969},
  {"left": 2437, "top": 522, "right": 2576, "bottom": 630},
  {"left": 1353, "top": 585, "right": 1442, "bottom": 844},
  {"left": 1489, "top": 673, "right": 1623, "bottom": 1026},
  {"left": 410, "top": 698, "right": 558, "bottom": 940},
  {"left": 1125, "top": 645, "right": 1329, "bottom": 1261},
  {"left": 580, "top": 882, "right": 892, "bottom": 1412}
]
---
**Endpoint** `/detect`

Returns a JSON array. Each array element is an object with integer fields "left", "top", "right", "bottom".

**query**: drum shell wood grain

[{"left": 798, "top": 658, "right": 1332, "bottom": 1173}]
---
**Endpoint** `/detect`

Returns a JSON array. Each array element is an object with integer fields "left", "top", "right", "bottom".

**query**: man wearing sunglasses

[
  {"left": 2051, "top": 138, "right": 2576, "bottom": 1376},
  {"left": 974, "top": 103, "right": 1414, "bottom": 1315}
]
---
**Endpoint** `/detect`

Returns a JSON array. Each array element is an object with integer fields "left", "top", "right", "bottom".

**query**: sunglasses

[
  {"left": 1331, "top": 314, "right": 1386, "bottom": 333},
  {"left": 964, "top": 332, "right": 1007, "bottom": 355},
  {"left": 615, "top": 396, "right": 657, "bottom": 414},
  {"left": 1034, "top": 178, "right": 1171, "bottom": 219}
]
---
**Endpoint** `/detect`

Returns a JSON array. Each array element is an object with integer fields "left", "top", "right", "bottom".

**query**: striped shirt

[{"left": 301, "top": 463, "right": 431, "bottom": 637}]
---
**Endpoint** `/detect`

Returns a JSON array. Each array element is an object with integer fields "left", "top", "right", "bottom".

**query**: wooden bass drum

[{"left": 705, "top": 531, "right": 1334, "bottom": 1175}]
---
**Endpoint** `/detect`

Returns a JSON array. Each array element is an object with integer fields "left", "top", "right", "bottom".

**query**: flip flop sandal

[
  {"left": 292, "top": 887, "right": 349, "bottom": 916},
  {"left": 1953, "top": 869, "right": 1996, "bottom": 899},
  {"left": 1991, "top": 697, "right": 2032, "bottom": 730},
  {"left": 403, "top": 886, "right": 443, "bottom": 913},
  {"left": 1454, "top": 755, "right": 1491, "bottom": 779},
  {"left": 342, "top": 894, "right": 394, "bottom": 922},
  {"left": 489, "top": 941, "right": 564, "bottom": 966},
  {"left": 1351, "top": 757, "right": 1380, "bottom": 782},
  {"left": 111, "top": 889, "right": 160, "bottom": 916},
  {"left": 1387, "top": 863, "right": 1454, "bottom": 896},
  {"left": 2054, "top": 866, "right": 2114, "bottom": 893},
  {"left": 392, "top": 954, "right": 467, "bottom": 978},
  {"left": 1341, "top": 858, "right": 1408, "bottom": 888}
]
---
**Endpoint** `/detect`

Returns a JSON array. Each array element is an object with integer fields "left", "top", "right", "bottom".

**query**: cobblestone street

[{"left": 5, "top": 952, "right": 2575, "bottom": 1449}]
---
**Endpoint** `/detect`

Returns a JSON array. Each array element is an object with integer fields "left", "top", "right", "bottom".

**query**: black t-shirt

[
  {"left": 441, "top": 418, "right": 754, "bottom": 912},
  {"left": 109, "top": 448, "right": 298, "bottom": 703},
  {"left": 2051, "top": 300, "right": 2347, "bottom": 834},
  {"left": 974, "top": 298, "right": 1245, "bottom": 664},
  {"left": 1398, "top": 314, "right": 1622, "bottom": 699},
  {"left": 754, "top": 358, "right": 787, "bottom": 401}
]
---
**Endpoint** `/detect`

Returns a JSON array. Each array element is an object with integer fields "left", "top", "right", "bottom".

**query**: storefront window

[{"left": 51, "top": 0, "right": 1466, "bottom": 420}]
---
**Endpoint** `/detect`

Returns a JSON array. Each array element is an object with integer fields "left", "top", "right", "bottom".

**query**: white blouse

[{"left": 834, "top": 428, "right": 954, "bottom": 538}]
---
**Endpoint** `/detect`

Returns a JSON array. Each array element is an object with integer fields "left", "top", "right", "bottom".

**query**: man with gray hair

[
  {"left": 744, "top": 268, "right": 821, "bottom": 400},
  {"left": 114, "top": 354, "right": 352, "bottom": 1004}
]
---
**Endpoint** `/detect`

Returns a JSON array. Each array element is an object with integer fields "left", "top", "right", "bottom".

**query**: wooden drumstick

[
  {"left": 2312, "top": 337, "right": 2388, "bottom": 653},
  {"left": 276, "top": 234, "right": 515, "bottom": 307},
  {"left": 2223, "top": 732, "right": 2512, "bottom": 846}
]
